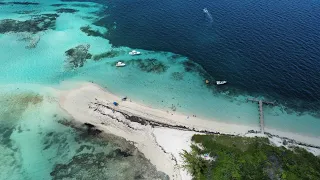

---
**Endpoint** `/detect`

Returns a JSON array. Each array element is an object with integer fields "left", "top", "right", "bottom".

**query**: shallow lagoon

[{"left": 0, "top": 0, "right": 319, "bottom": 179}]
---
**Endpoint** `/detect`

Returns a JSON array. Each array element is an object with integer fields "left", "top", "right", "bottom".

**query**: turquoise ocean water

[{"left": 0, "top": 0, "right": 319, "bottom": 179}]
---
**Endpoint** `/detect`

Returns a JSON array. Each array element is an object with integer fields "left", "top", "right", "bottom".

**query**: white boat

[
  {"left": 203, "top": 8, "right": 208, "bottom": 13},
  {"left": 216, "top": 81, "right": 227, "bottom": 85},
  {"left": 116, "top": 61, "right": 126, "bottom": 67},
  {"left": 129, "top": 50, "right": 141, "bottom": 56}
]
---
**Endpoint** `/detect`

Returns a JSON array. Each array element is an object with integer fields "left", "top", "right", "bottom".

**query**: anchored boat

[
  {"left": 116, "top": 61, "right": 126, "bottom": 67},
  {"left": 129, "top": 50, "right": 141, "bottom": 56},
  {"left": 216, "top": 81, "right": 227, "bottom": 85}
]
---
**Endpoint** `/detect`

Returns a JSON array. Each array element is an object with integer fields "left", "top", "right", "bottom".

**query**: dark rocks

[
  {"left": 114, "top": 148, "right": 132, "bottom": 157},
  {"left": 84, "top": 123, "right": 95, "bottom": 129},
  {"left": 92, "top": 102, "right": 221, "bottom": 135},
  {"left": 248, "top": 130, "right": 259, "bottom": 133},
  {"left": 51, "top": 4, "right": 65, "bottom": 7},
  {"left": 92, "top": 50, "right": 120, "bottom": 61},
  {"left": 12, "top": 2, "right": 39, "bottom": 5},
  {"left": 56, "top": 8, "right": 79, "bottom": 14},
  {"left": 50, "top": 151, "right": 169, "bottom": 180},
  {"left": 126, "top": 115, "right": 148, "bottom": 125},
  {"left": 84, "top": 123, "right": 102, "bottom": 136},
  {"left": 0, "top": 14, "right": 58, "bottom": 34},
  {"left": 129, "top": 58, "right": 168, "bottom": 73},
  {"left": 283, "top": 140, "right": 288, "bottom": 145},
  {"left": 4, "top": 2, "right": 40, "bottom": 5},
  {"left": 80, "top": 26, "right": 107, "bottom": 39},
  {"left": 64, "top": 44, "right": 91, "bottom": 69}
]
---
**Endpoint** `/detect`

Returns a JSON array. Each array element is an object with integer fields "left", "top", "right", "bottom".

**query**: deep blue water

[{"left": 94, "top": 0, "right": 320, "bottom": 113}]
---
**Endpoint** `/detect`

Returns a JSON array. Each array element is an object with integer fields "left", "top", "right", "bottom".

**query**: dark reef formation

[
  {"left": 50, "top": 4, "right": 66, "bottom": 7},
  {"left": 128, "top": 59, "right": 168, "bottom": 74},
  {"left": 0, "top": 14, "right": 58, "bottom": 34},
  {"left": 50, "top": 151, "right": 169, "bottom": 180},
  {"left": 171, "top": 72, "right": 184, "bottom": 81},
  {"left": 56, "top": 8, "right": 79, "bottom": 14},
  {"left": 0, "top": 2, "right": 40, "bottom": 6},
  {"left": 84, "top": 123, "right": 102, "bottom": 135},
  {"left": 64, "top": 44, "right": 91, "bottom": 69},
  {"left": 80, "top": 25, "right": 108, "bottom": 39},
  {"left": 51, "top": 119, "right": 169, "bottom": 180},
  {"left": 0, "top": 92, "right": 43, "bottom": 149},
  {"left": 92, "top": 50, "right": 120, "bottom": 61},
  {"left": 170, "top": 54, "right": 183, "bottom": 60}
]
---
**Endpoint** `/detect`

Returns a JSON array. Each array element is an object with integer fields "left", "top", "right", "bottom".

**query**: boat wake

[{"left": 203, "top": 8, "right": 213, "bottom": 23}]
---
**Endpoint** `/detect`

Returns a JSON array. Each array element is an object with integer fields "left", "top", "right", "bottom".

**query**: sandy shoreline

[{"left": 59, "top": 82, "right": 320, "bottom": 179}]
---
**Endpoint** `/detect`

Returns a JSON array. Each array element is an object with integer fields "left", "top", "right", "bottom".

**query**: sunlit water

[{"left": 0, "top": 0, "right": 319, "bottom": 179}]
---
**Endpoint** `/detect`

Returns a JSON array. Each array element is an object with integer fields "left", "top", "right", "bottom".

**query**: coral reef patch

[
  {"left": 128, "top": 59, "right": 168, "bottom": 74},
  {"left": 80, "top": 26, "right": 107, "bottom": 39},
  {"left": 1, "top": 2, "right": 40, "bottom": 6},
  {"left": 92, "top": 50, "right": 120, "bottom": 61},
  {"left": 51, "top": 119, "right": 170, "bottom": 180},
  {"left": 50, "top": 142, "right": 169, "bottom": 180},
  {"left": 0, "top": 92, "right": 43, "bottom": 148},
  {"left": 0, "top": 14, "right": 59, "bottom": 34},
  {"left": 56, "top": 8, "right": 79, "bottom": 14},
  {"left": 64, "top": 44, "right": 91, "bottom": 69},
  {"left": 50, "top": 4, "right": 66, "bottom": 7}
]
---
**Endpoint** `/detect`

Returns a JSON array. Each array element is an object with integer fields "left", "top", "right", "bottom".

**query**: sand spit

[{"left": 59, "top": 82, "right": 320, "bottom": 180}]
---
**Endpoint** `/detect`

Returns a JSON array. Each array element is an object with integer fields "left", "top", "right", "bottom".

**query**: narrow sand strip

[{"left": 59, "top": 82, "right": 320, "bottom": 180}]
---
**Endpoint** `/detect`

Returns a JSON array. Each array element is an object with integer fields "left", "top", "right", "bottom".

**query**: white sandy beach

[{"left": 59, "top": 82, "right": 320, "bottom": 179}]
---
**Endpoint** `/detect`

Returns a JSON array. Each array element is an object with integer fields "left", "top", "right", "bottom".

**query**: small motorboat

[
  {"left": 216, "top": 81, "right": 227, "bottom": 85},
  {"left": 203, "top": 8, "right": 208, "bottom": 13},
  {"left": 116, "top": 61, "right": 126, "bottom": 67},
  {"left": 129, "top": 50, "right": 141, "bottom": 56}
]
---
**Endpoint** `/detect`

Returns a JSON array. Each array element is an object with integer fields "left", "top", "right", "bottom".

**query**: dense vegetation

[{"left": 181, "top": 135, "right": 320, "bottom": 180}]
